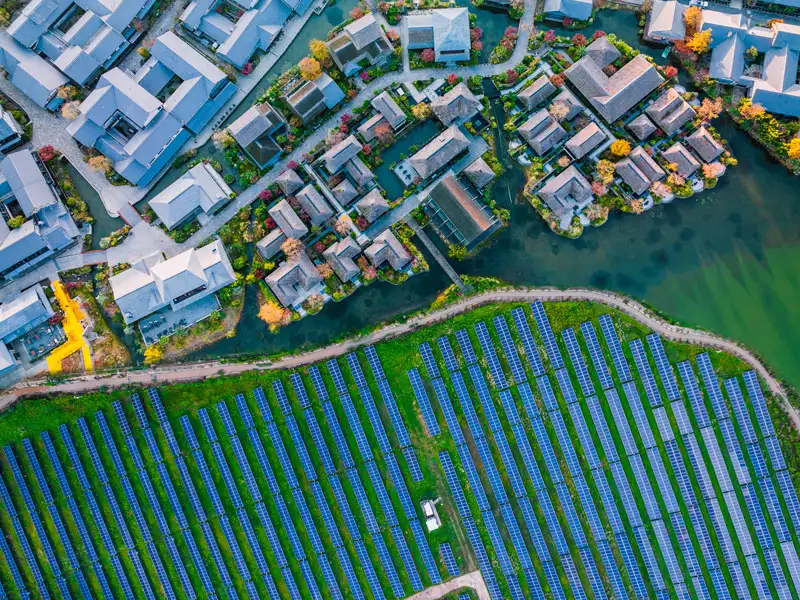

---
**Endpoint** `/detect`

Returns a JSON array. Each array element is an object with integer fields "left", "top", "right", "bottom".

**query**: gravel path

[
  {"left": 3, "top": 287, "right": 796, "bottom": 433},
  {"left": 405, "top": 571, "right": 489, "bottom": 600}
]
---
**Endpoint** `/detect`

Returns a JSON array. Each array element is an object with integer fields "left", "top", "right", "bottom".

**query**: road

[{"left": 4, "top": 287, "right": 797, "bottom": 433}]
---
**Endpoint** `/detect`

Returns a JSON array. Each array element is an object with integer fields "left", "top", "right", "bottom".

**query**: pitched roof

[
  {"left": 345, "top": 14, "right": 384, "bottom": 49},
  {"left": 565, "top": 122, "right": 605, "bottom": 159},
  {"left": 647, "top": 0, "right": 687, "bottom": 41},
  {"left": 0, "top": 150, "right": 57, "bottom": 217},
  {"left": 357, "top": 113, "right": 387, "bottom": 142},
  {"left": 229, "top": 103, "right": 285, "bottom": 148},
  {"left": 295, "top": 184, "right": 333, "bottom": 226},
  {"left": 543, "top": 0, "right": 593, "bottom": 20},
  {"left": 463, "top": 157, "right": 496, "bottom": 189},
  {"left": 321, "top": 134, "right": 363, "bottom": 172},
  {"left": 550, "top": 89, "right": 584, "bottom": 121},
  {"left": 409, "top": 125, "right": 469, "bottom": 179},
  {"left": 0, "top": 284, "right": 53, "bottom": 344},
  {"left": 662, "top": 141, "right": 701, "bottom": 177},
  {"left": 645, "top": 87, "right": 695, "bottom": 135},
  {"left": 615, "top": 146, "right": 665, "bottom": 195},
  {"left": 323, "top": 237, "right": 361, "bottom": 281},
  {"left": 627, "top": 113, "right": 657, "bottom": 140},
  {"left": 518, "top": 109, "right": 567, "bottom": 155},
  {"left": 344, "top": 156, "right": 374, "bottom": 186},
  {"left": 356, "top": 189, "right": 390, "bottom": 222},
  {"left": 149, "top": 162, "right": 232, "bottom": 230},
  {"left": 365, "top": 230, "right": 411, "bottom": 270},
  {"left": 269, "top": 199, "right": 308, "bottom": 238},
  {"left": 428, "top": 174, "right": 498, "bottom": 248},
  {"left": 332, "top": 179, "right": 358, "bottom": 204},
  {"left": 537, "top": 166, "right": 593, "bottom": 218},
  {"left": 518, "top": 75, "right": 557, "bottom": 110},
  {"left": 276, "top": 168, "right": 303, "bottom": 195},
  {"left": 265, "top": 251, "right": 322, "bottom": 307},
  {"left": 431, "top": 8, "right": 470, "bottom": 55},
  {"left": 256, "top": 227, "right": 287, "bottom": 260},
  {"left": 686, "top": 126, "right": 724, "bottom": 162},
  {"left": 431, "top": 83, "right": 481, "bottom": 126},
  {"left": 371, "top": 92, "right": 407, "bottom": 128}
]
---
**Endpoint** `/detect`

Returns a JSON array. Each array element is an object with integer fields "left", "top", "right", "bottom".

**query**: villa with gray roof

[
  {"left": 424, "top": 174, "right": 500, "bottom": 251},
  {"left": 269, "top": 199, "right": 308, "bottom": 239},
  {"left": 110, "top": 239, "right": 235, "bottom": 325},
  {"left": 323, "top": 237, "right": 360, "bottom": 281},
  {"left": 332, "top": 179, "right": 358, "bottom": 204},
  {"left": 0, "top": 149, "right": 80, "bottom": 281},
  {"left": 0, "top": 283, "right": 54, "bottom": 373},
  {"left": 180, "top": 0, "right": 297, "bottom": 69},
  {"left": 345, "top": 156, "right": 374, "bottom": 187},
  {"left": 276, "top": 168, "right": 303, "bottom": 195},
  {"left": 365, "top": 230, "right": 411, "bottom": 270},
  {"left": 0, "top": 31, "right": 68, "bottom": 110},
  {"left": 615, "top": 146, "right": 666, "bottom": 195},
  {"left": 431, "top": 83, "right": 481, "bottom": 126},
  {"left": 356, "top": 189, "right": 389, "bottom": 223},
  {"left": 0, "top": 109, "right": 23, "bottom": 155},
  {"left": 463, "top": 157, "right": 495, "bottom": 190},
  {"left": 371, "top": 92, "right": 407, "bottom": 129},
  {"left": 565, "top": 122, "right": 605, "bottom": 159},
  {"left": 550, "top": 89, "right": 584, "bottom": 121},
  {"left": 543, "top": 0, "right": 593, "bottom": 22},
  {"left": 357, "top": 114, "right": 388, "bottom": 143},
  {"left": 662, "top": 141, "right": 701, "bottom": 177},
  {"left": 687, "top": 127, "right": 724, "bottom": 163},
  {"left": 283, "top": 73, "right": 346, "bottom": 124},
  {"left": 646, "top": 0, "right": 686, "bottom": 43},
  {"left": 646, "top": 88, "right": 695, "bottom": 135},
  {"left": 518, "top": 109, "right": 567, "bottom": 156},
  {"left": 519, "top": 75, "right": 557, "bottom": 110},
  {"left": 266, "top": 250, "right": 323, "bottom": 307},
  {"left": 321, "top": 135, "right": 363, "bottom": 173},
  {"left": 327, "top": 14, "right": 392, "bottom": 76},
  {"left": 228, "top": 103, "right": 287, "bottom": 168},
  {"left": 256, "top": 228, "right": 287, "bottom": 259},
  {"left": 7, "top": 0, "right": 157, "bottom": 88},
  {"left": 67, "top": 31, "right": 236, "bottom": 187},
  {"left": 406, "top": 8, "right": 471, "bottom": 62},
  {"left": 537, "top": 165, "right": 593, "bottom": 219},
  {"left": 149, "top": 162, "right": 233, "bottom": 231},
  {"left": 627, "top": 113, "right": 657, "bottom": 140},
  {"left": 295, "top": 185, "right": 333, "bottom": 226},
  {"left": 409, "top": 126, "right": 470, "bottom": 180},
  {"left": 566, "top": 36, "right": 664, "bottom": 123}
]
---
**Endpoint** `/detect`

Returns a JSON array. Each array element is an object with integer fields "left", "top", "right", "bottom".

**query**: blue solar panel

[
  {"left": 419, "top": 342, "right": 441, "bottom": 379},
  {"left": 535, "top": 375, "right": 559, "bottom": 413},
  {"left": 338, "top": 398, "right": 372, "bottom": 463},
  {"left": 437, "top": 335, "right": 460, "bottom": 373},
  {"left": 554, "top": 368, "right": 578, "bottom": 405},
  {"left": 554, "top": 481, "right": 587, "bottom": 549},
  {"left": 369, "top": 529, "right": 404, "bottom": 598},
  {"left": 654, "top": 407, "right": 675, "bottom": 443},
  {"left": 130, "top": 392, "right": 150, "bottom": 430},
  {"left": 390, "top": 524, "right": 423, "bottom": 592},
  {"left": 743, "top": 370, "right": 776, "bottom": 439},
  {"left": 700, "top": 428, "right": 733, "bottom": 494},
  {"left": 723, "top": 490, "right": 755, "bottom": 557},
  {"left": 550, "top": 410, "right": 583, "bottom": 476},
  {"left": 493, "top": 314, "right": 527, "bottom": 384},
  {"left": 355, "top": 386, "right": 393, "bottom": 455},
  {"left": 462, "top": 517, "right": 503, "bottom": 600},
  {"left": 593, "top": 314, "right": 629, "bottom": 381},
  {"left": 309, "top": 366, "right": 329, "bottom": 402},
  {"left": 326, "top": 359, "right": 349, "bottom": 396},
  {"left": 573, "top": 324, "right": 611, "bottom": 394},
  {"left": 286, "top": 414, "right": 319, "bottom": 482},
  {"left": 270, "top": 379, "right": 293, "bottom": 416},
  {"left": 510, "top": 422, "right": 546, "bottom": 492},
  {"left": 364, "top": 345, "right": 386, "bottom": 380},
  {"left": 375, "top": 378, "right": 413, "bottom": 448},
  {"left": 605, "top": 388, "right": 638, "bottom": 457},
  {"left": 696, "top": 353, "right": 727, "bottom": 421},
  {"left": 760, "top": 477, "right": 792, "bottom": 543},
  {"left": 403, "top": 446, "right": 424, "bottom": 482},
  {"left": 646, "top": 334, "right": 681, "bottom": 401},
  {"left": 677, "top": 361, "right": 712, "bottom": 429},
  {"left": 630, "top": 339, "right": 662, "bottom": 407},
  {"left": 431, "top": 377, "right": 467, "bottom": 446},
  {"left": 648, "top": 447, "right": 680, "bottom": 515},
  {"left": 530, "top": 414, "right": 564, "bottom": 485},
  {"left": 651, "top": 519, "right": 684, "bottom": 587},
  {"left": 462, "top": 365, "right": 500, "bottom": 432},
  {"left": 511, "top": 307, "right": 545, "bottom": 376},
  {"left": 365, "top": 460, "right": 400, "bottom": 527},
  {"left": 474, "top": 321, "right": 509, "bottom": 389},
  {"left": 530, "top": 301, "right": 564, "bottom": 369},
  {"left": 517, "top": 381, "right": 540, "bottom": 419},
  {"left": 718, "top": 419, "right": 751, "bottom": 485},
  {"left": 454, "top": 329, "right": 478, "bottom": 366},
  {"left": 562, "top": 328, "right": 594, "bottom": 397},
  {"left": 346, "top": 352, "right": 369, "bottom": 390},
  {"left": 407, "top": 368, "right": 441, "bottom": 436},
  {"left": 440, "top": 542, "right": 459, "bottom": 576},
  {"left": 352, "top": 539, "right": 386, "bottom": 600},
  {"left": 620, "top": 382, "right": 654, "bottom": 451},
  {"left": 573, "top": 474, "right": 605, "bottom": 541},
  {"left": 577, "top": 546, "right": 607, "bottom": 600},
  {"left": 473, "top": 436, "right": 509, "bottom": 507},
  {"left": 567, "top": 403, "right": 601, "bottom": 471},
  {"left": 776, "top": 470, "right": 800, "bottom": 537},
  {"left": 584, "top": 395, "right": 619, "bottom": 465},
  {"left": 765, "top": 436, "right": 788, "bottom": 472},
  {"left": 457, "top": 445, "right": 491, "bottom": 513},
  {"left": 290, "top": 372, "right": 312, "bottom": 409},
  {"left": 321, "top": 400, "right": 356, "bottom": 469},
  {"left": 721, "top": 379, "right": 756, "bottom": 446}
]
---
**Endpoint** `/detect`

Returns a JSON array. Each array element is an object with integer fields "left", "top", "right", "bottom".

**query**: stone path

[
  {"left": 117, "top": 0, "right": 185, "bottom": 73},
  {"left": 4, "top": 287, "right": 796, "bottom": 437},
  {"left": 405, "top": 571, "right": 490, "bottom": 600},
  {"left": 408, "top": 219, "right": 465, "bottom": 289}
]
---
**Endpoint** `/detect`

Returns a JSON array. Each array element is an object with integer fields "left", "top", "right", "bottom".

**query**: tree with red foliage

[
  {"left": 421, "top": 48, "right": 435, "bottom": 62},
  {"left": 340, "top": 113, "right": 352, "bottom": 124},
  {"left": 472, "top": 41, "right": 482, "bottom": 52},
  {"left": 259, "top": 189, "right": 273, "bottom": 202},
  {"left": 241, "top": 62, "right": 254, "bottom": 75},
  {"left": 362, "top": 144, "right": 372, "bottom": 155},
  {"left": 550, "top": 73, "right": 565, "bottom": 87},
  {"left": 350, "top": 7, "right": 363, "bottom": 19},
  {"left": 265, "top": 217, "right": 277, "bottom": 230},
  {"left": 314, "top": 241, "right": 326, "bottom": 253},
  {"left": 287, "top": 160, "right": 298, "bottom": 170},
  {"left": 470, "top": 27, "right": 482, "bottom": 41},
  {"left": 563, "top": 17, "right": 573, "bottom": 26},
  {"left": 447, "top": 73, "right": 458, "bottom": 85},
  {"left": 378, "top": 1, "right": 389, "bottom": 12},
  {"left": 504, "top": 26, "right": 518, "bottom": 39},
  {"left": 505, "top": 69, "right": 518, "bottom": 84},
  {"left": 375, "top": 122, "right": 394, "bottom": 144},
  {"left": 544, "top": 29, "right": 556, "bottom": 43},
  {"left": 38, "top": 145, "right": 56, "bottom": 162},
  {"left": 592, "top": 30, "right": 606, "bottom": 40},
  {"left": 664, "top": 65, "right": 678, "bottom": 78},
  {"left": 339, "top": 123, "right": 348, "bottom": 133},
  {"left": 572, "top": 33, "right": 587, "bottom": 47}
]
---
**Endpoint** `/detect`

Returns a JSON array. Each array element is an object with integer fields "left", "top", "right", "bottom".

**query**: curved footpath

[{"left": 3, "top": 287, "right": 797, "bottom": 431}]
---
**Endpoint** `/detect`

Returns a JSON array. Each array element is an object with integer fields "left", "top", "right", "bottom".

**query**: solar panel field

[{"left": 0, "top": 301, "right": 799, "bottom": 600}]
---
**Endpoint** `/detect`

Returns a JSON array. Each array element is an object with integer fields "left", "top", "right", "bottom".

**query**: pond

[
  {"left": 64, "top": 161, "right": 124, "bottom": 250},
  {"left": 375, "top": 119, "right": 442, "bottom": 201}
]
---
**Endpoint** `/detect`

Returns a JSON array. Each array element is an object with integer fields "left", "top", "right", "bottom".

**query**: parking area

[
  {"left": 139, "top": 295, "right": 220, "bottom": 346},
  {"left": 18, "top": 323, "right": 66, "bottom": 363}
]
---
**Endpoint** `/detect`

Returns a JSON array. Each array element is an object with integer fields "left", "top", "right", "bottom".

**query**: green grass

[{"left": 0, "top": 300, "right": 799, "bottom": 600}]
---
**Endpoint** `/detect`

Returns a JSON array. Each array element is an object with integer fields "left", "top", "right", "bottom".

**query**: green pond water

[
  {"left": 125, "top": 8, "right": 800, "bottom": 389},
  {"left": 64, "top": 162, "right": 124, "bottom": 250}
]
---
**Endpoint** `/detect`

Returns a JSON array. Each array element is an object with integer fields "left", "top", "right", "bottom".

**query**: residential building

[
  {"left": 332, "top": 179, "right": 358, "bottom": 204},
  {"left": 0, "top": 149, "right": 80, "bottom": 281},
  {"left": 356, "top": 189, "right": 389, "bottom": 223},
  {"left": 320, "top": 135, "right": 363, "bottom": 173},
  {"left": 180, "top": 0, "right": 295, "bottom": 69},
  {"left": 406, "top": 8, "right": 471, "bottom": 62},
  {"left": 662, "top": 141, "right": 700, "bottom": 177},
  {"left": 228, "top": 103, "right": 287, "bottom": 168},
  {"left": 283, "top": 73, "right": 345, "bottom": 124},
  {"left": 701, "top": 17, "right": 800, "bottom": 117},
  {"left": 518, "top": 109, "right": 567, "bottom": 156},
  {"left": 149, "top": 162, "right": 233, "bottom": 231},
  {"left": 409, "top": 126, "right": 469, "bottom": 180},
  {"left": 615, "top": 146, "right": 666, "bottom": 195},
  {"left": 67, "top": 31, "right": 236, "bottom": 187},
  {"left": 627, "top": 113, "right": 657, "bottom": 140},
  {"left": 365, "top": 230, "right": 411, "bottom": 270},
  {"left": 566, "top": 36, "right": 664, "bottom": 123},
  {"left": 687, "top": 126, "right": 723, "bottom": 163},
  {"left": 266, "top": 250, "right": 323, "bottom": 307},
  {"left": 424, "top": 174, "right": 500, "bottom": 251},
  {"left": 371, "top": 92, "right": 407, "bottom": 129},
  {"left": 565, "top": 122, "right": 605, "bottom": 159},
  {"left": 550, "top": 89, "right": 584, "bottom": 121},
  {"left": 463, "top": 157, "right": 496, "bottom": 190},
  {"left": 295, "top": 185, "right": 333, "bottom": 226},
  {"left": 0, "top": 109, "right": 23, "bottom": 155},
  {"left": 327, "top": 14, "right": 392, "bottom": 76},
  {"left": 0, "top": 31, "right": 68, "bottom": 110},
  {"left": 357, "top": 114, "right": 388, "bottom": 142},
  {"left": 646, "top": 0, "right": 686, "bottom": 43},
  {"left": 257, "top": 228, "right": 287, "bottom": 259},
  {"left": 323, "top": 237, "right": 361, "bottom": 281},
  {"left": 345, "top": 156, "right": 374, "bottom": 187},
  {"left": 0, "top": 283, "right": 54, "bottom": 373},
  {"left": 645, "top": 88, "right": 695, "bottom": 135},
  {"left": 110, "top": 240, "right": 235, "bottom": 325},
  {"left": 8, "top": 0, "right": 156, "bottom": 87},
  {"left": 518, "top": 75, "right": 557, "bottom": 111},
  {"left": 276, "top": 168, "right": 303, "bottom": 195},
  {"left": 431, "top": 83, "right": 481, "bottom": 126},
  {"left": 543, "top": 0, "right": 593, "bottom": 22},
  {"left": 269, "top": 199, "right": 308, "bottom": 238},
  {"left": 537, "top": 165, "right": 593, "bottom": 219}
]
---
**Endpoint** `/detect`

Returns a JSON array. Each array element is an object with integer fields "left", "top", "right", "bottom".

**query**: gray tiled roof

[
  {"left": 332, "top": 179, "right": 358, "bottom": 204},
  {"left": 518, "top": 75, "right": 557, "bottom": 110},
  {"left": 565, "top": 122, "right": 605, "bottom": 159},
  {"left": 323, "top": 237, "right": 361, "bottom": 281},
  {"left": 295, "top": 184, "right": 333, "bottom": 226},
  {"left": 627, "top": 114, "right": 657, "bottom": 140},
  {"left": 357, "top": 113, "right": 386, "bottom": 142},
  {"left": 427, "top": 174, "right": 498, "bottom": 247},
  {"left": 662, "top": 142, "right": 700, "bottom": 177},
  {"left": 356, "top": 189, "right": 390, "bottom": 223},
  {"left": 149, "top": 162, "right": 232, "bottom": 230},
  {"left": 518, "top": 110, "right": 567, "bottom": 155},
  {"left": 371, "top": 92, "right": 407, "bottom": 129},
  {"left": 615, "top": 146, "right": 665, "bottom": 195},
  {"left": 365, "top": 230, "right": 411, "bottom": 270},
  {"left": 431, "top": 83, "right": 481, "bottom": 126},
  {"left": 256, "top": 228, "right": 288, "bottom": 260},
  {"left": 266, "top": 250, "right": 323, "bottom": 307},
  {"left": 276, "top": 169, "right": 303, "bottom": 195},
  {"left": 686, "top": 126, "right": 723, "bottom": 163},
  {"left": 321, "top": 135, "right": 363, "bottom": 173},
  {"left": 645, "top": 88, "right": 695, "bottom": 135},
  {"left": 463, "top": 157, "right": 496, "bottom": 189},
  {"left": 409, "top": 125, "right": 469, "bottom": 179},
  {"left": 269, "top": 199, "right": 308, "bottom": 239},
  {"left": 538, "top": 165, "right": 593, "bottom": 218}
]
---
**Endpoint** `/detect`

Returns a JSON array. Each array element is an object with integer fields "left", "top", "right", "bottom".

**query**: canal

[{"left": 155, "top": 8, "right": 800, "bottom": 388}]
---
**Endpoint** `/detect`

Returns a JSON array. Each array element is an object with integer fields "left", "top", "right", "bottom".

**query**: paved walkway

[
  {"left": 3, "top": 288, "right": 797, "bottom": 434},
  {"left": 405, "top": 571, "right": 489, "bottom": 600},
  {"left": 408, "top": 219, "right": 465, "bottom": 289},
  {"left": 117, "top": 0, "right": 185, "bottom": 74}
]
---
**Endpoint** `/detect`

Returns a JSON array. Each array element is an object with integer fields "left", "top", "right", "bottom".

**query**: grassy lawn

[{"left": 0, "top": 300, "right": 799, "bottom": 600}]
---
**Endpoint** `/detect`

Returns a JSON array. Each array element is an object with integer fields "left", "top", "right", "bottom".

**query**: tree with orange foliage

[
  {"left": 738, "top": 99, "right": 765, "bottom": 120},
  {"left": 610, "top": 139, "right": 631, "bottom": 157},
  {"left": 787, "top": 138, "right": 800, "bottom": 159},
  {"left": 258, "top": 302, "right": 285, "bottom": 326},
  {"left": 299, "top": 57, "right": 322, "bottom": 81},
  {"left": 683, "top": 6, "right": 702, "bottom": 36},
  {"left": 696, "top": 96, "right": 723, "bottom": 121},
  {"left": 61, "top": 101, "right": 81, "bottom": 119},
  {"left": 88, "top": 155, "right": 113, "bottom": 173},
  {"left": 281, "top": 237, "right": 305, "bottom": 259}
]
